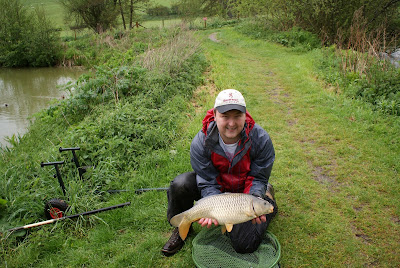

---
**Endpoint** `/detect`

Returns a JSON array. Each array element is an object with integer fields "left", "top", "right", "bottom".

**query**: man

[{"left": 162, "top": 89, "right": 277, "bottom": 256}]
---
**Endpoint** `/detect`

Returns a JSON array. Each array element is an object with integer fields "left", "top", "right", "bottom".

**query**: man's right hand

[{"left": 198, "top": 218, "right": 219, "bottom": 228}]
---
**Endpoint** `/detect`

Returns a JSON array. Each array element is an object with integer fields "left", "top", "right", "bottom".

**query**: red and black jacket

[{"left": 190, "top": 109, "right": 275, "bottom": 198}]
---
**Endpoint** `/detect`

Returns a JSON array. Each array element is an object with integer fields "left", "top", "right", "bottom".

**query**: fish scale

[{"left": 170, "top": 193, "right": 274, "bottom": 240}]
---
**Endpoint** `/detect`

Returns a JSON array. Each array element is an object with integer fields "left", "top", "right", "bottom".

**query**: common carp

[{"left": 170, "top": 193, "right": 274, "bottom": 240}]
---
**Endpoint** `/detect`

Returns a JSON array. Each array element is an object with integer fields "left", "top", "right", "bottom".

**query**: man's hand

[
  {"left": 251, "top": 214, "right": 267, "bottom": 224},
  {"left": 198, "top": 218, "right": 219, "bottom": 228}
]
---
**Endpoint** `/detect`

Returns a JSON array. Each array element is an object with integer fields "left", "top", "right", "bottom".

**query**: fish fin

[
  {"left": 170, "top": 213, "right": 184, "bottom": 227},
  {"left": 225, "top": 223, "right": 233, "bottom": 232},
  {"left": 245, "top": 211, "right": 255, "bottom": 217},
  {"left": 178, "top": 220, "right": 192, "bottom": 240},
  {"left": 221, "top": 225, "right": 226, "bottom": 234},
  {"left": 171, "top": 213, "right": 191, "bottom": 240}
]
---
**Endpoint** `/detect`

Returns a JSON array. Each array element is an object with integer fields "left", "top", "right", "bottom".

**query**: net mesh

[{"left": 192, "top": 226, "right": 280, "bottom": 268}]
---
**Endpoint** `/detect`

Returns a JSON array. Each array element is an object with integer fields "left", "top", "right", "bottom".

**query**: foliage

[
  {"left": 236, "top": 19, "right": 321, "bottom": 51},
  {"left": 176, "top": 0, "right": 234, "bottom": 21},
  {"left": 235, "top": 14, "right": 399, "bottom": 115},
  {"left": 0, "top": 0, "right": 61, "bottom": 67},
  {"left": 59, "top": 26, "right": 196, "bottom": 69},
  {"left": 317, "top": 46, "right": 400, "bottom": 116},
  {"left": 0, "top": 26, "right": 207, "bottom": 227},
  {"left": 232, "top": 0, "right": 400, "bottom": 44},
  {"left": 146, "top": 4, "right": 170, "bottom": 17},
  {"left": 116, "top": 0, "right": 149, "bottom": 30},
  {"left": 60, "top": 0, "right": 120, "bottom": 33},
  {"left": 314, "top": 8, "right": 400, "bottom": 116}
]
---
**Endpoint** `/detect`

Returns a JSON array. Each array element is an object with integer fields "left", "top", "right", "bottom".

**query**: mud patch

[
  {"left": 312, "top": 166, "right": 337, "bottom": 185},
  {"left": 287, "top": 119, "right": 298, "bottom": 126},
  {"left": 351, "top": 225, "right": 372, "bottom": 244},
  {"left": 392, "top": 216, "right": 400, "bottom": 225},
  {"left": 308, "top": 159, "right": 339, "bottom": 192},
  {"left": 209, "top": 32, "right": 220, "bottom": 43}
]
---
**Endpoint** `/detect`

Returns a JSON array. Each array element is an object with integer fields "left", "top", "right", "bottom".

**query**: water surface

[{"left": 0, "top": 67, "right": 84, "bottom": 147}]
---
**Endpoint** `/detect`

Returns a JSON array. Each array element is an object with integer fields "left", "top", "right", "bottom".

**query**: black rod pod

[
  {"left": 59, "top": 147, "right": 86, "bottom": 179},
  {"left": 41, "top": 161, "right": 66, "bottom": 196}
]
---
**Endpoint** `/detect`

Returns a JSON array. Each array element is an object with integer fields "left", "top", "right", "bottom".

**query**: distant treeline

[
  {"left": 1, "top": 0, "right": 398, "bottom": 68},
  {"left": 177, "top": 0, "right": 400, "bottom": 44},
  {"left": 146, "top": 3, "right": 181, "bottom": 17}
]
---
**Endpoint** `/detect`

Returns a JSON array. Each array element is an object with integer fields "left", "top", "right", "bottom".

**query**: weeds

[
  {"left": 314, "top": 8, "right": 400, "bottom": 116},
  {"left": 139, "top": 25, "right": 201, "bottom": 74},
  {"left": 236, "top": 19, "right": 321, "bottom": 51}
]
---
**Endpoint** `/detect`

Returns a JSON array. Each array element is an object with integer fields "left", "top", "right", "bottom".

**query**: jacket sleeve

[
  {"left": 248, "top": 124, "right": 275, "bottom": 198},
  {"left": 190, "top": 130, "right": 221, "bottom": 198}
]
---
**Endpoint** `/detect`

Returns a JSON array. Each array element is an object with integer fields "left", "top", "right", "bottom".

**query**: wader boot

[
  {"left": 265, "top": 183, "right": 278, "bottom": 218},
  {"left": 265, "top": 183, "right": 275, "bottom": 201}
]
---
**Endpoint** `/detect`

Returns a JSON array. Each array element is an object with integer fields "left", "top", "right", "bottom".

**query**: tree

[
  {"left": 0, "top": 0, "right": 61, "bottom": 67},
  {"left": 61, "top": 0, "right": 120, "bottom": 33},
  {"left": 233, "top": 0, "right": 400, "bottom": 44},
  {"left": 115, "top": 0, "right": 148, "bottom": 30}
]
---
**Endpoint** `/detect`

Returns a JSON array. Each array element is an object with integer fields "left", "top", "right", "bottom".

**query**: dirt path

[{"left": 208, "top": 32, "right": 220, "bottom": 43}]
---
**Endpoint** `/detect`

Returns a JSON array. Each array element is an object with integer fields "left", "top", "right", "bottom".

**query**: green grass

[
  {"left": 1, "top": 26, "right": 399, "bottom": 267},
  {"left": 142, "top": 18, "right": 183, "bottom": 28}
]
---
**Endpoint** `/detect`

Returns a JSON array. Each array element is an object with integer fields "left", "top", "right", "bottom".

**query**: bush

[
  {"left": 317, "top": 47, "right": 400, "bottom": 116},
  {"left": 236, "top": 20, "right": 321, "bottom": 51},
  {"left": 146, "top": 5, "right": 170, "bottom": 17},
  {"left": 0, "top": 0, "right": 61, "bottom": 67}
]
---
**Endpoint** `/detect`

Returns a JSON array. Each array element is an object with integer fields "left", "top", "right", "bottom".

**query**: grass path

[{"left": 195, "top": 28, "right": 399, "bottom": 267}]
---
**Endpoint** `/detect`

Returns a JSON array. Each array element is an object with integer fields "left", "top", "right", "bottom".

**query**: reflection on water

[{"left": 0, "top": 67, "right": 84, "bottom": 147}]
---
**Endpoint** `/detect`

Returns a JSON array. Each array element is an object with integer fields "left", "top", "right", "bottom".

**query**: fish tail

[
  {"left": 170, "top": 213, "right": 184, "bottom": 227},
  {"left": 178, "top": 219, "right": 192, "bottom": 240},
  {"left": 170, "top": 213, "right": 192, "bottom": 240}
]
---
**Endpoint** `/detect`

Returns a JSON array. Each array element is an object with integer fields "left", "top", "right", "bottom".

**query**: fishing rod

[
  {"left": 93, "top": 187, "right": 169, "bottom": 195},
  {"left": 6, "top": 202, "right": 131, "bottom": 234}
]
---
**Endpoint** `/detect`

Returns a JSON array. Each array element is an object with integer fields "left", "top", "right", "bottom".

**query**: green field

[{"left": 22, "top": 0, "right": 66, "bottom": 28}]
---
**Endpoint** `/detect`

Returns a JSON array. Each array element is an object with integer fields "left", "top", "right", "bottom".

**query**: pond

[{"left": 0, "top": 67, "right": 85, "bottom": 147}]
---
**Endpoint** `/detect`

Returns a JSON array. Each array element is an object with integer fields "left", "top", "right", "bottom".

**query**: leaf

[{"left": 0, "top": 198, "right": 7, "bottom": 206}]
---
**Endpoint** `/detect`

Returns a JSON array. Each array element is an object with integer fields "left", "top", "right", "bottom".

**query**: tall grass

[
  {"left": 139, "top": 26, "right": 201, "bottom": 73},
  {"left": 334, "top": 8, "right": 397, "bottom": 77},
  {"left": 318, "top": 8, "right": 400, "bottom": 116}
]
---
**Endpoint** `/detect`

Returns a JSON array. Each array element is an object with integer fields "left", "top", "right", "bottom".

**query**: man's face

[{"left": 214, "top": 109, "right": 246, "bottom": 144}]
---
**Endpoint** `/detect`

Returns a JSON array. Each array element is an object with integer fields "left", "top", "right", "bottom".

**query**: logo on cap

[{"left": 214, "top": 89, "right": 246, "bottom": 113}]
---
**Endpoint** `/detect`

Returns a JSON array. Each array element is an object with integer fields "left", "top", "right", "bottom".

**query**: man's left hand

[{"left": 251, "top": 214, "right": 267, "bottom": 224}]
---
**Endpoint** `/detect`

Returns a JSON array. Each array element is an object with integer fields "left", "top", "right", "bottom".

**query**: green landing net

[{"left": 192, "top": 226, "right": 281, "bottom": 268}]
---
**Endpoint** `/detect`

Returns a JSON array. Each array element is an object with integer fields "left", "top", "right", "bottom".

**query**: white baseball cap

[{"left": 214, "top": 89, "right": 246, "bottom": 113}]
